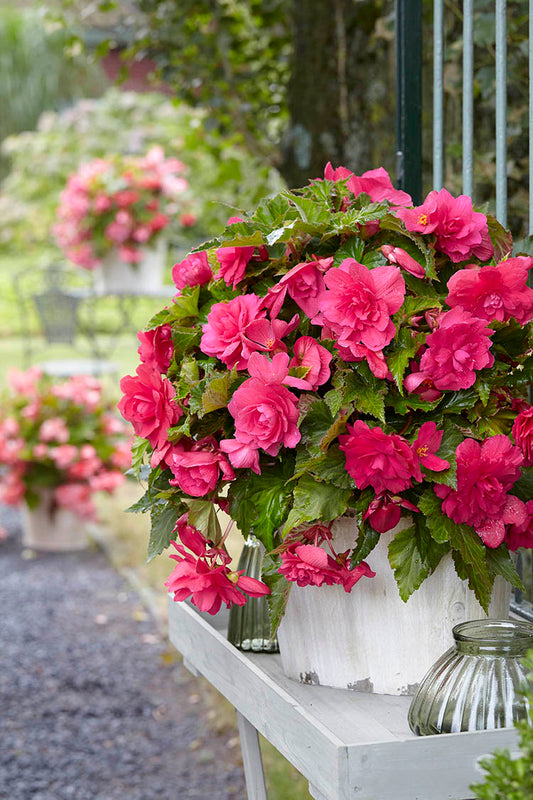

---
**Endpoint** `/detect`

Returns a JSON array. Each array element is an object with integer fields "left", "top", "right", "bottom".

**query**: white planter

[
  {"left": 22, "top": 490, "right": 89, "bottom": 552},
  {"left": 277, "top": 517, "right": 511, "bottom": 696},
  {"left": 94, "top": 238, "right": 167, "bottom": 293}
]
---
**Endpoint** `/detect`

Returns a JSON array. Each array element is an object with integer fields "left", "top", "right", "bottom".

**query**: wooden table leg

[{"left": 236, "top": 710, "right": 268, "bottom": 800}]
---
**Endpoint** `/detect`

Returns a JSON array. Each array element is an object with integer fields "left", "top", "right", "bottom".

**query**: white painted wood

[
  {"left": 278, "top": 517, "right": 511, "bottom": 695},
  {"left": 236, "top": 711, "right": 268, "bottom": 800},
  {"left": 182, "top": 657, "right": 200, "bottom": 677},
  {"left": 168, "top": 599, "right": 519, "bottom": 800},
  {"left": 22, "top": 491, "right": 89, "bottom": 551},
  {"left": 93, "top": 237, "right": 167, "bottom": 293}
]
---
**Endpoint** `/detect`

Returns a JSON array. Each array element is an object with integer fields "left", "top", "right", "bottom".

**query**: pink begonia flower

[
  {"left": 0, "top": 437, "right": 25, "bottom": 464},
  {"left": 105, "top": 219, "right": 131, "bottom": 245},
  {"left": 148, "top": 212, "right": 170, "bottom": 232},
  {"left": 364, "top": 492, "right": 420, "bottom": 534},
  {"left": 114, "top": 189, "right": 141, "bottom": 207},
  {"left": 172, "top": 251, "right": 212, "bottom": 290},
  {"left": 167, "top": 439, "right": 235, "bottom": 497},
  {"left": 506, "top": 500, "right": 533, "bottom": 551},
  {"left": 435, "top": 435, "right": 526, "bottom": 548},
  {"left": 331, "top": 337, "right": 391, "bottom": 380},
  {"left": 118, "top": 245, "right": 142, "bottom": 264},
  {"left": 179, "top": 212, "right": 197, "bottom": 227},
  {"left": 413, "top": 422, "right": 450, "bottom": 473},
  {"left": 220, "top": 352, "right": 301, "bottom": 474},
  {"left": 244, "top": 314, "right": 300, "bottom": 358},
  {"left": 512, "top": 406, "right": 533, "bottom": 466},
  {"left": 395, "top": 188, "right": 492, "bottom": 263},
  {"left": 262, "top": 257, "right": 332, "bottom": 319},
  {"left": 316, "top": 259, "right": 405, "bottom": 356},
  {"left": 118, "top": 363, "right": 182, "bottom": 450},
  {"left": 68, "top": 449, "right": 102, "bottom": 480},
  {"left": 49, "top": 445, "right": 79, "bottom": 470},
  {"left": 446, "top": 257, "right": 533, "bottom": 324},
  {"left": 89, "top": 471, "right": 126, "bottom": 493},
  {"left": 381, "top": 245, "right": 426, "bottom": 278},
  {"left": 165, "top": 518, "right": 269, "bottom": 614},
  {"left": 289, "top": 337, "right": 332, "bottom": 390},
  {"left": 214, "top": 246, "right": 255, "bottom": 288},
  {"left": 32, "top": 444, "right": 49, "bottom": 459},
  {"left": 101, "top": 413, "right": 128, "bottom": 435},
  {"left": 200, "top": 294, "right": 266, "bottom": 370},
  {"left": 8, "top": 366, "right": 42, "bottom": 396},
  {"left": 137, "top": 324, "right": 174, "bottom": 374},
  {"left": 227, "top": 216, "right": 243, "bottom": 224},
  {"left": 93, "top": 194, "right": 113, "bottom": 213},
  {"left": 0, "top": 467, "right": 26, "bottom": 505},
  {"left": 403, "top": 366, "right": 442, "bottom": 402},
  {"left": 52, "top": 375, "right": 102, "bottom": 412},
  {"left": 410, "top": 308, "right": 494, "bottom": 392},
  {"left": 39, "top": 418, "right": 70, "bottom": 444},
  {"left": 278, "top": 542, "right": 375, "bottom": 592},
  {"left": 55, "top": 483, "right": 96, "bottom": 519},
  {"left": 133, "top": 225, "right": 153, "bottom": 244},
  {"left": 323, "top": 163, "right": 412, "bottom": 206},
  {"left": 339, "top": 420, "right": 419, "bottom": 495}
]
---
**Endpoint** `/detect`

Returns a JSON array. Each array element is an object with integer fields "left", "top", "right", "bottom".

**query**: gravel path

[{"left": 0, "top": 507, "right": 245, "bottom": 800}]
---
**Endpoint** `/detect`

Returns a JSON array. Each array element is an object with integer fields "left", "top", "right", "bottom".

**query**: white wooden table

[{"left": 168, "top": 600, "right": 519, "bottom": 800}]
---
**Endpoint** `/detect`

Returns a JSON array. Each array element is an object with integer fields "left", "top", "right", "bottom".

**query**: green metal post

[{"left": 395, "top": 0, "right": 423, "bottom": 204}]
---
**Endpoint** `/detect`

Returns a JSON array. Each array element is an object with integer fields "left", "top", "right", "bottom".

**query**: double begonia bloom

[
  {"left": 168, "top": 441, "right": 235, "bottom": 497},
  {"left": 215, "top": 246, "right": 255, "bottom": 288},
  {"left": 506, "top": 500, "right": 533, "bottom": 551},
  {"left": 200, "top": 294, "right": 266, "bottom": 370},
  {"left": 220, "top": 352, "right": 301, "bottom": 474},
  {"left": 316, "top": 258, "right": 405, "bottom": 355},
  {"left": 410, "top": 308, "right": 494, "bottom": 392},
  {"left": 512, "top": 406, "right": 533, "bottom": 466},
  {"left": 172, "top": 251, "right": 212, "bottom": 290},
  {"left": 289, "top": 337, "right": 332, "bottom": 390},
  {"left": 339, "top": 420, "right": 419, "bottom": 495},
  {"left": 262, "top": 257, "right": 332, "bottom": 319},
  {"left": 118, "top": 363, "right": 182, "bottom": 451},
  {"left": 396, "top": 188, "right": 492, "bottom": 262},
  {"left": 137, "top": 323, "right": 174, "bottom": 374},
  {"left": 446, "top": 257, "right": 533, "bottom": 324},
  {"left": 324, "top": 163, "right": 412, "bottom": 206},
  {"left": 435, "top": 435, "right": 525, "bottom": 548},
  {"left": 38, "top": 417, "right": 70, "bottom": 444}
]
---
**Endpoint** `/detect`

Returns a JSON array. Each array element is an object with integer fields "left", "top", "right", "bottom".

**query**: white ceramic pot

[
  {"left": 277, "top": 517, "right": 511, "bottom": 696},
  {"left": 94, "top": 237, "right": 167, "bottom": 294},
  {"left": 22, "top": 490, "right": 89, "bottom": 552}
]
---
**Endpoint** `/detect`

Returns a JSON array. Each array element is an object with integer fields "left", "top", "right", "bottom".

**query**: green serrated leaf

[
  {"left": 130, "top": 436, "right": 149, "bottom": 479},
  {"left": 388, "top": 525, "right": 434, "bottom": 602},
  {"left": 184, "top": 499, "right": 222, "bottom": 545},
  {"left": 387, "top": 326, "right": 420, "bottom": 393},
  {"left": 350, "top": 525, "right": 380, "bottom": 566},
  {"left": 450, "top": 525, "right": 493, "bottom": 612},
  {"left": 486, "top": 547, "right": 524, "bottom": 592},
  {"left": 282, "top": 474, "right": 352, "bottom": 534},
  {"left": 340, "top": 371, "right": 386, "bottom": 422},
  {"left": 332, "top": 237, "right": 364, "bottom": 267},
  {"left": 417, "top": 489, "right": 454, "bottom": 542},
  {"left": 126, "top": 489, "right": 152, "bottom": 513},
  {"left": 201, "top": 369, "right": 234, "bottom": 414},
  {"left": 512, "top": 468, "right": 533, "bottom": 502},
  {"left": 261, "top": 554, "right": 292, "bottom": 637},
  {"left": 148, "top": 503, "right": 181, "bottom": 561}
]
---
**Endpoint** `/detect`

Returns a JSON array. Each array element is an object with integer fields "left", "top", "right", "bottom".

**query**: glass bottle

[
  {"left": 227, "top": 535, "right": 278, "bottom": 653},
  {"left": 408, "top": 619, "right": 533, "bottom": 735}
]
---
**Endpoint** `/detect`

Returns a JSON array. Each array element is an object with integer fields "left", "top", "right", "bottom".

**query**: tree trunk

[{"left": 280, "top": 0, "right": 393, "bottom": 187}]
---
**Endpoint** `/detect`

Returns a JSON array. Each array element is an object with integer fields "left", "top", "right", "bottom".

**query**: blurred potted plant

[
  {"left": 54, "top": 146, "right": 196, "bottom": 292},
  {"left": 119, "top": 165, "right": 533, "bottom": 694},
  {"left": 0, "top": 367, "right": 133, "bottom": 550}
]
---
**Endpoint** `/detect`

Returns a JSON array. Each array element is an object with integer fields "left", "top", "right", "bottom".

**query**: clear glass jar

[
  {"left": 227, "top": 535, "right": 278, "bottom": 653},
  {"left": 408, "top": 619, "right": 533, "bottom": 735}
]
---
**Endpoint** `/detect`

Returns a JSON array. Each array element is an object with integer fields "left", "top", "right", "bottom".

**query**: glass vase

[
  {"left": 227, "top": 535, "right": 278, "bottom": 653},
  {"left": 408, "top": 619, "right": 533, "bottom": 735}
]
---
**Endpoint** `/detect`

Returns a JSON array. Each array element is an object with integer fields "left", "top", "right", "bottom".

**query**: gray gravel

[{"left": 0, "top": 506, "right": 245, "bottom": 800}]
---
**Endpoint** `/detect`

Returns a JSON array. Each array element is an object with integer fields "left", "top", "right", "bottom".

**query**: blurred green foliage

[{"left": 0, "top": 89, "right": 284, "bottom": 256}]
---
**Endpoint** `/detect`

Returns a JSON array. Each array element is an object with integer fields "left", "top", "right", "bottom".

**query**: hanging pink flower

[
  {"left": 278, "top": 542, "right": 375, "bottom": 591},
  {"left": 118, "top": 363, "right": 182, "bottom": 450},
  {"left": 395, "top": 188, "right": 491, "bottom": 263},
  {"left": 435, "top": 436, "right": 526, "bottom": 547},
  {"left": 214, "top": 246, "right": 255, "bottom": 288},
  {"left": 289, "top": 337, "right": 332, "bottom": 390},
  {"left": 339, "top": 421, "right": 419, "bottom": 495},
  {"left": 323, "top": 163, "right": 412, "bottom": 206},
  {"left": 411, "top": 308, "right": 494, "bottom": 391},
  {"left": 331, "top": 338, "right": 391, "bottom": 380},
  {"left": 137, "top": 324, "right": 174, "bottom": 374},
  {"left": 220, "top": 352, "right": 301, "bottom": 474},
  {"left": 512, "top": 406, "right": 533, "bottom": 466},
  {"left": 364, "top": 492, "right": 420, "bottom": 534},
  {"left": 200, "top": 294, "right": 266, "bottom": 370},
  {"left": 167, "top": 439, "right": 235, "bottom": 497},
  {"left": 172, "top": 250, "right": 212, "bottom": 290},
  {"left": 506, "top": 500, "right": 533, "bottom": 551},
  {"left": 381, "top": 245, "right": 426, "bottom": 278},
  {"left": 316, "top": 258, "right": 405, "bottom": 354},
  {"left": 446, "top": 257, "right": 533, "bottom": 324}
]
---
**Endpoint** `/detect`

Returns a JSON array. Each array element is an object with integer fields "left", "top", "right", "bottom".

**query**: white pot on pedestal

[
  {"left": 22, "top": 489, "right": 89, "bottom": 552},
  {"left": 94, "top": 237, "right": 167, "bottom": 293},
  {"left": 277, "top": 517, "right": 511, "bottom": 696}
]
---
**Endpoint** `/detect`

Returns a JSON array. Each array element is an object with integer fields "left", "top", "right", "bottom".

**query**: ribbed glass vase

[
  {"left": 408, "top": 619, "right": 533, "bottom": 735},
  {"left": 227, "top": 535, "right": 278, "bottom": 653}
]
